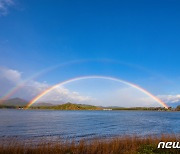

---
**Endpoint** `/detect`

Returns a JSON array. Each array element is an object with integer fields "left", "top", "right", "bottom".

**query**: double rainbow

[{"left": 25, "top": 76, "right": 169, "bottom": 109}]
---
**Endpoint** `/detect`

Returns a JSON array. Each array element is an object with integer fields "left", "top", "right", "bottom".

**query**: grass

[{"left": 0, "top": 135, "right": 179, "bottom": 154}]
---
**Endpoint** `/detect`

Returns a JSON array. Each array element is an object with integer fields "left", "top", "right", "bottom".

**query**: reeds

[{"left": 0, "top": 135, "right": 179, "bottom": 154}]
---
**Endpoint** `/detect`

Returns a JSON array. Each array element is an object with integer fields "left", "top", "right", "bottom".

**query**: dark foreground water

[{"left": 0, "top": 109, "right": 180, "bottom": 141}]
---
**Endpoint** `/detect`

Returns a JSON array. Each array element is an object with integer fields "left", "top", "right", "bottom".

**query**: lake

[{"left": 0, "top": 109, "right": 180, "bottom": 141}]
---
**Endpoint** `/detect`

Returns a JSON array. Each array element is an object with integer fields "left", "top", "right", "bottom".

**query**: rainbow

[{"left": 26, "top": 76, "right": 169, "bottom": 109}]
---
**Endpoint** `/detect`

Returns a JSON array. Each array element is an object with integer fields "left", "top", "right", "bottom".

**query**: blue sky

[{"left": 0, "top": 0, "right": 180, "bottom": 107}]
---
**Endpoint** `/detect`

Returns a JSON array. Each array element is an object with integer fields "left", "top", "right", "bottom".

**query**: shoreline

[
  {"left": 0, "top": 108, "right": 179, "bottom": 112},
  {"left": 1, "top": 102, "right": 179, "bottom": 111}
]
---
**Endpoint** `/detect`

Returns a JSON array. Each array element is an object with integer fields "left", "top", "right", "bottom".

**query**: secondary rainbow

[{"left": 26, "top": 76, "right": 169, "bottom": 109}]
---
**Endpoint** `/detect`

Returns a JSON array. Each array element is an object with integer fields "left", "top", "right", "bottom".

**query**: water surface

[{"left": 0, "top": 109, "right": 179, "bottom": 141}]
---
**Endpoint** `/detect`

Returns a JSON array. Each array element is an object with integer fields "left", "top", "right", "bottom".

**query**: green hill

[{"left": 31, "top": 102, "right": 103, "bottom": 110}]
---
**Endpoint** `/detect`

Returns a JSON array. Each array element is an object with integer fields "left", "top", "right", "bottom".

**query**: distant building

[{"left": 103, "top": 108, "right": 112, "bottom": 111}]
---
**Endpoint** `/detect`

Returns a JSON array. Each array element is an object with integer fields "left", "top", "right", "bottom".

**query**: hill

[
  {"left": 176, "top": 105, "right": 180, "bottom": 111},
  {"left": 0, "top": 98, "right": 54, "bottom": 108},
  {"left": 0, "top": 98, "right": 28, "bottom": 107},
  {"left": 30, "top": 103, "right": 103, "bottom": 110},
  {"left": 0, "top": 98, "right": 102, "bottom": 110}
]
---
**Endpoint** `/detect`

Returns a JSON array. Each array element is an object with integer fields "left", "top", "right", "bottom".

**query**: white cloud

[
  {"left": 0, "top": 67, "right": 21, "bottom": 83},
  {"left": 0, "top": 67, "right": 93, "bottom": 104},
  {"left": 39, "top": 86, "right": 93, "bottom": 104},
  {"left": 0, "top": 67, "right": 22, "bottom": 96},
  {"left": 0, "top": 0, "right": 14, "bottom": 15},
  {"left": 157, "top": 94, "right": 180, "bottom": 103}
]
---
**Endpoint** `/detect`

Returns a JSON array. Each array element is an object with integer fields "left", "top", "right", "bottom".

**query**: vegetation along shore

[{"left": 0, "top": 135, "right": 179, "bottom": 154}]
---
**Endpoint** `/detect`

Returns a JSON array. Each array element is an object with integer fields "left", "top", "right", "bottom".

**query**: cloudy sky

[{"left": 0, "top": 0, "right": 180, "bottom": 107}]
